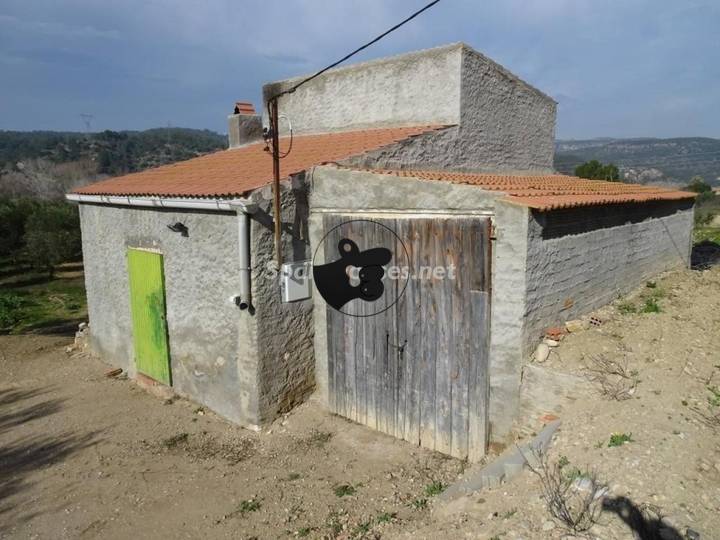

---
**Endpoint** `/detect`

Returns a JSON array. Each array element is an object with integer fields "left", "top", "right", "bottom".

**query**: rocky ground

[
  {"left": 1, "top": 264, "right": 719, "bottom": 539},
  {"left": 387, "top": 265, "right": 720, "bottom": 539}
]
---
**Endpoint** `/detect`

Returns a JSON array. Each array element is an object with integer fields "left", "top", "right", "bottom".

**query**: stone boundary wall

[{"left": 522, "top": 200, "right": 695, "bottom": 352}]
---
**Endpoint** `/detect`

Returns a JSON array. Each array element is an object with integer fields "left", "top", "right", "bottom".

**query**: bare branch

[{"left": 521, "top": 447, "right": 606, "bottom": 533}]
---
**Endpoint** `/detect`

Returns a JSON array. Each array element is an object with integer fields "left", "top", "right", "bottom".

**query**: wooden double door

[{"left": 323, "top": 215, "right": 491, "bottom": 460}]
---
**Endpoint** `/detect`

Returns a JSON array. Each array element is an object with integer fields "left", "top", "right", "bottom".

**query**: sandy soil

[
  {"left": 0, "top": 335, "right": 463, "bottom": 539},
  {"left": 1, "top": 265, "right": 719, "bottom": 539}
]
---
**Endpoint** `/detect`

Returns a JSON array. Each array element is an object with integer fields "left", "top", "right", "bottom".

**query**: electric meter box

[{"left": 280, "top": 260, "right": 312, "bottom": 303}]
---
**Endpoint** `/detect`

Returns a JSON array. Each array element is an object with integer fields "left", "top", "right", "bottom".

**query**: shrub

[
  {"left": 684, "top": 176, "right": 713, "bottom": 194},
  {"left": 0, "top": 292, "right": 26, "bottom": 329},
  {"left": 424, "top": 481, "right": 446, "bottom": 497},
  {"left": 642, "top": 298, "right": 661, "bottom": 313},
  {"left": 0, "top": 198, "right": 38, "bottom": 258},
  {"left": 707, "top": 386, "right": 720, "bottom": 408},
  {"left": 23, "top": 202, "right": 81, "bottom": 275},
  {"left": 575, "top": 160, "right": 620, "bottom": 181},
  {"left": 333, "top": 484, "right": 356, "bottom": 497}
]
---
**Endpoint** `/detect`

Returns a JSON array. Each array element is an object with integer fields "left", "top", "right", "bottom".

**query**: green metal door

[{"left": 127, "top": 248, "right": 172, "bottom": 385}]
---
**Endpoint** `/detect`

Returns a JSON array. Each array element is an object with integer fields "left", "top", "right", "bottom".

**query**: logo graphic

[
  {"left": 314, "top": 238, "right": 392, "bottom": 310},
  {"left": 312, "top": 219, "right": 409, "bottom": 317}
]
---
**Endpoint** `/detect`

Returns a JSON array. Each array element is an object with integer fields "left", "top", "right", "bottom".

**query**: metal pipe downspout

[{"left": 235, "top": 209, "right": 252, "bottom": 310}]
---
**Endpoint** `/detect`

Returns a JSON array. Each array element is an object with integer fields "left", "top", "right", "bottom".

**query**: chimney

[{"left": 228, "top": 101, "right": 262, "bottom": 148}]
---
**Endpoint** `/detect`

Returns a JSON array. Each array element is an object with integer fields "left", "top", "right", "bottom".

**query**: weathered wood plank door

[
  {"left": 127, "top": 248, "right": 172, "bottom": 385},
  {"left": 324, "top": 215, "right": 490, "bottom": 460}
]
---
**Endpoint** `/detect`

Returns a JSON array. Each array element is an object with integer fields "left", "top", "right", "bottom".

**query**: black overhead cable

[
  {"left": 278, "top": 0, "right": 442, "bottom": 99},
  {"left": 265, "top": 0, "right": 443, "bottom": 266},
  {"left": 266, "top": 0, "right": 443, "bottom": 158}
]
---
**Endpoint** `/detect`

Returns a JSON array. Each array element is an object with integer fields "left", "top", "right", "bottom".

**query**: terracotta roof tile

[
  {"left": 72, "top": 126, "right": 447, "bottom": 198},
  {"left": 354, "top": 168, "right": 696, "bottom": 210}
]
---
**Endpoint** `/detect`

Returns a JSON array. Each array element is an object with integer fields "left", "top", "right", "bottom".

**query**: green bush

[
  {"left": 642, "top": 298, "right": 661, "bottom": 313},
  {"left": 684, "top": 176, "right": 713, "bottom": 194},
  {"left": 575, "top": 160, "right": 620, "bottom": 181},
  {"left": 0, "top": 292, "right": 26, "bottom": 329},
  {"left": 0, "top": 198, "right": 39, "bottom": 258},
  {"left": 23, "top": 202, "right": 81, "bottom": 275},
  {"left": 608, "top": 433, "right": 633, "bottom": 447}
]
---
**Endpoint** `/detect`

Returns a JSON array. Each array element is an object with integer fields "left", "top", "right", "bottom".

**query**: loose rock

[{"left": 534, "top": 343, "right": 550, "bottom": 363}]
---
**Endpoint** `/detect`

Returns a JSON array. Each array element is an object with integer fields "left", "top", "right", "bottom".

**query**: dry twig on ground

[
  {"left": 691, "top": 405, "right": 720, "bottom": 430},
  {"left": 522, "top": 447, "right": 607, "bottom": 533},
  {"left": 583, "top": 354, "right": 638, "bottom": 401}
]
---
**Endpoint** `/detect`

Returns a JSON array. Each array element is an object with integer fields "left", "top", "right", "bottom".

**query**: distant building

[{"left": 68, "top": 43, "right": 694, "bottom": 460}]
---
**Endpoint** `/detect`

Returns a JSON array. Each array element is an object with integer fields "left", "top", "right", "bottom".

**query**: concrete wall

[
  {"left": 307, "top": 168, "right": 695, "bottom": 448},
  {"left": 263, "top": 44, "right": 463, "bottom": 134},
  {"left": 245, "top": 176, "right": 315, "bottom": 424},
  {"left": 78, "top": 193, "right": 316, "bottom": 428},
  {"left": 79, "top": 204, "right": 255, "bottom": 424},
  {"left": 522, "top": 200, "right": 695, "bottom": 352},
  {"left": 486, "top": 200, "right": 531, "bottom": 445},
  {"left": 489, "top": 199, "right": 694, "bottom": 443},
  {"left": 343, "top": 46, "right": 556, "bottom": 173},
  {"left": 457, "top": 47, "right": 556, "bottom": 172},
  {"left": 290, "top": 44, "right": 557, "bottom": 174}
]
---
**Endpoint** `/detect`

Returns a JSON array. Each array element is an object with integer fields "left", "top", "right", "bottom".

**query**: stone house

[{"left": 68, "top": 43, "right": 694, "bottom": 460}]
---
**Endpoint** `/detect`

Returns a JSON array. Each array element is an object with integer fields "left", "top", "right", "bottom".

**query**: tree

[
  {"left": 684, "top": 176, "right": 712, "bottom": 194},
  {"left": 684, "top": 176, "right": 717, "bottom": 205},
  {"left": 23, "top": 203, "right": 81, "bottom": 276},
  {"left": 0, "top": 198, "right": 37, "bottom": 259},
  {"left": 574, "top": 160, "right": 620, "bottom": 181}
]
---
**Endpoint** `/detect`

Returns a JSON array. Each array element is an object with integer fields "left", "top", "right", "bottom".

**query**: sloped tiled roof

[
  {"left": 72, "top": 126, "right": 446, "bottom": 198},
  {"left": 357, "top": 169, "right": 696, "bottom": 210}
]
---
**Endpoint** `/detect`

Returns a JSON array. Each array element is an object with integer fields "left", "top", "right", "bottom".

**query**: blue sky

[{"left": 0, "top": 0, "right": 718, "bottom": 139}]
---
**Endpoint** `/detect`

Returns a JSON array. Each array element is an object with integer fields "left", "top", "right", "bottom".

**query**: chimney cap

[{"left": 234, "top": 101, "right": 256, "bottom": 115}]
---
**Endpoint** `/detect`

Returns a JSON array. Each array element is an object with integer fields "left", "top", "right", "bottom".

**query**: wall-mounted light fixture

[{"left": 167, "top": 222, "right": 189, "bottom": 237}]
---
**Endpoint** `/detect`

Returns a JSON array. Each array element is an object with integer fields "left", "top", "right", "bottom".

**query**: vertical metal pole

[{"left": 270, "top": 98, "right": 283, "bottom": 268}]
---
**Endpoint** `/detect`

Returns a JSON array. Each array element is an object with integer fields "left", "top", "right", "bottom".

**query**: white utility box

[{"left": 280, "top": 260, "right": 312, "bottom": 303}]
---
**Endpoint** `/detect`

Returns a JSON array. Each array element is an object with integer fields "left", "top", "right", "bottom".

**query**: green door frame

[{"left": 127, "top": 248, "right": 172, "bottom": 385}]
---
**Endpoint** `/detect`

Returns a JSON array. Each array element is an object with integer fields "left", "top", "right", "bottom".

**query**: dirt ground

[
  {"left": 1, "top": 264, "right": 720, "bottom": 539},
  {"left": 0, "top": 335, "right": 464, "bottom": 539}
]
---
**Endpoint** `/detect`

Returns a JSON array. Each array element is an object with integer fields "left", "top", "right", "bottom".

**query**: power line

[
  {"left": 266, "top": 0, "right": 443, "bottom": 157},
  {"left": 272, "top": 0, "right": 442, "bottom": 101},
  {"left": 264, "top": 0, "right": 443, "bottom": 267}
]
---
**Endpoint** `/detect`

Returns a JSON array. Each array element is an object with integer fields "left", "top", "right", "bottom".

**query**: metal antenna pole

[{"left": 270, "top": 98, "right": 282, "bottom": 268}]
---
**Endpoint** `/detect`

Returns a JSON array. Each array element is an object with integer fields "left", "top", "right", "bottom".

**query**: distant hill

[
  {"left": 0, "top": 128, "right": 227, "bottom": 199},
  {"left": 555, "top": 137, "right": 720, "bottom": 187},
  {"left": 4, "top": 129, "right": 719, "bottom": 198}
]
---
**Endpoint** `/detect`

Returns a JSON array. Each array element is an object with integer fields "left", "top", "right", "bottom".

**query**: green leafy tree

[
  {"left": 684, "top": 176, "right": 712, "bottom": 194},
  {"left": 685, "top": 176, "right": 717, "bottom": 206},
  {"left": 0, "top": 198, "right": 38, "bottom": 258},
  {"left": 574, "top": 160, "right": 620, "bottom": 181},
  {"left": 23, "top": 203, "right": 81, "bottom": 276}
]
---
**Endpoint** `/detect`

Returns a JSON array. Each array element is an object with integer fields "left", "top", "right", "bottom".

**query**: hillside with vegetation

[
  {"left": 0, "top": 128, "right": 227, "bottom": 199},
  {"left": 555, "top": 137, "right": 720, "bottom": 187}
]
